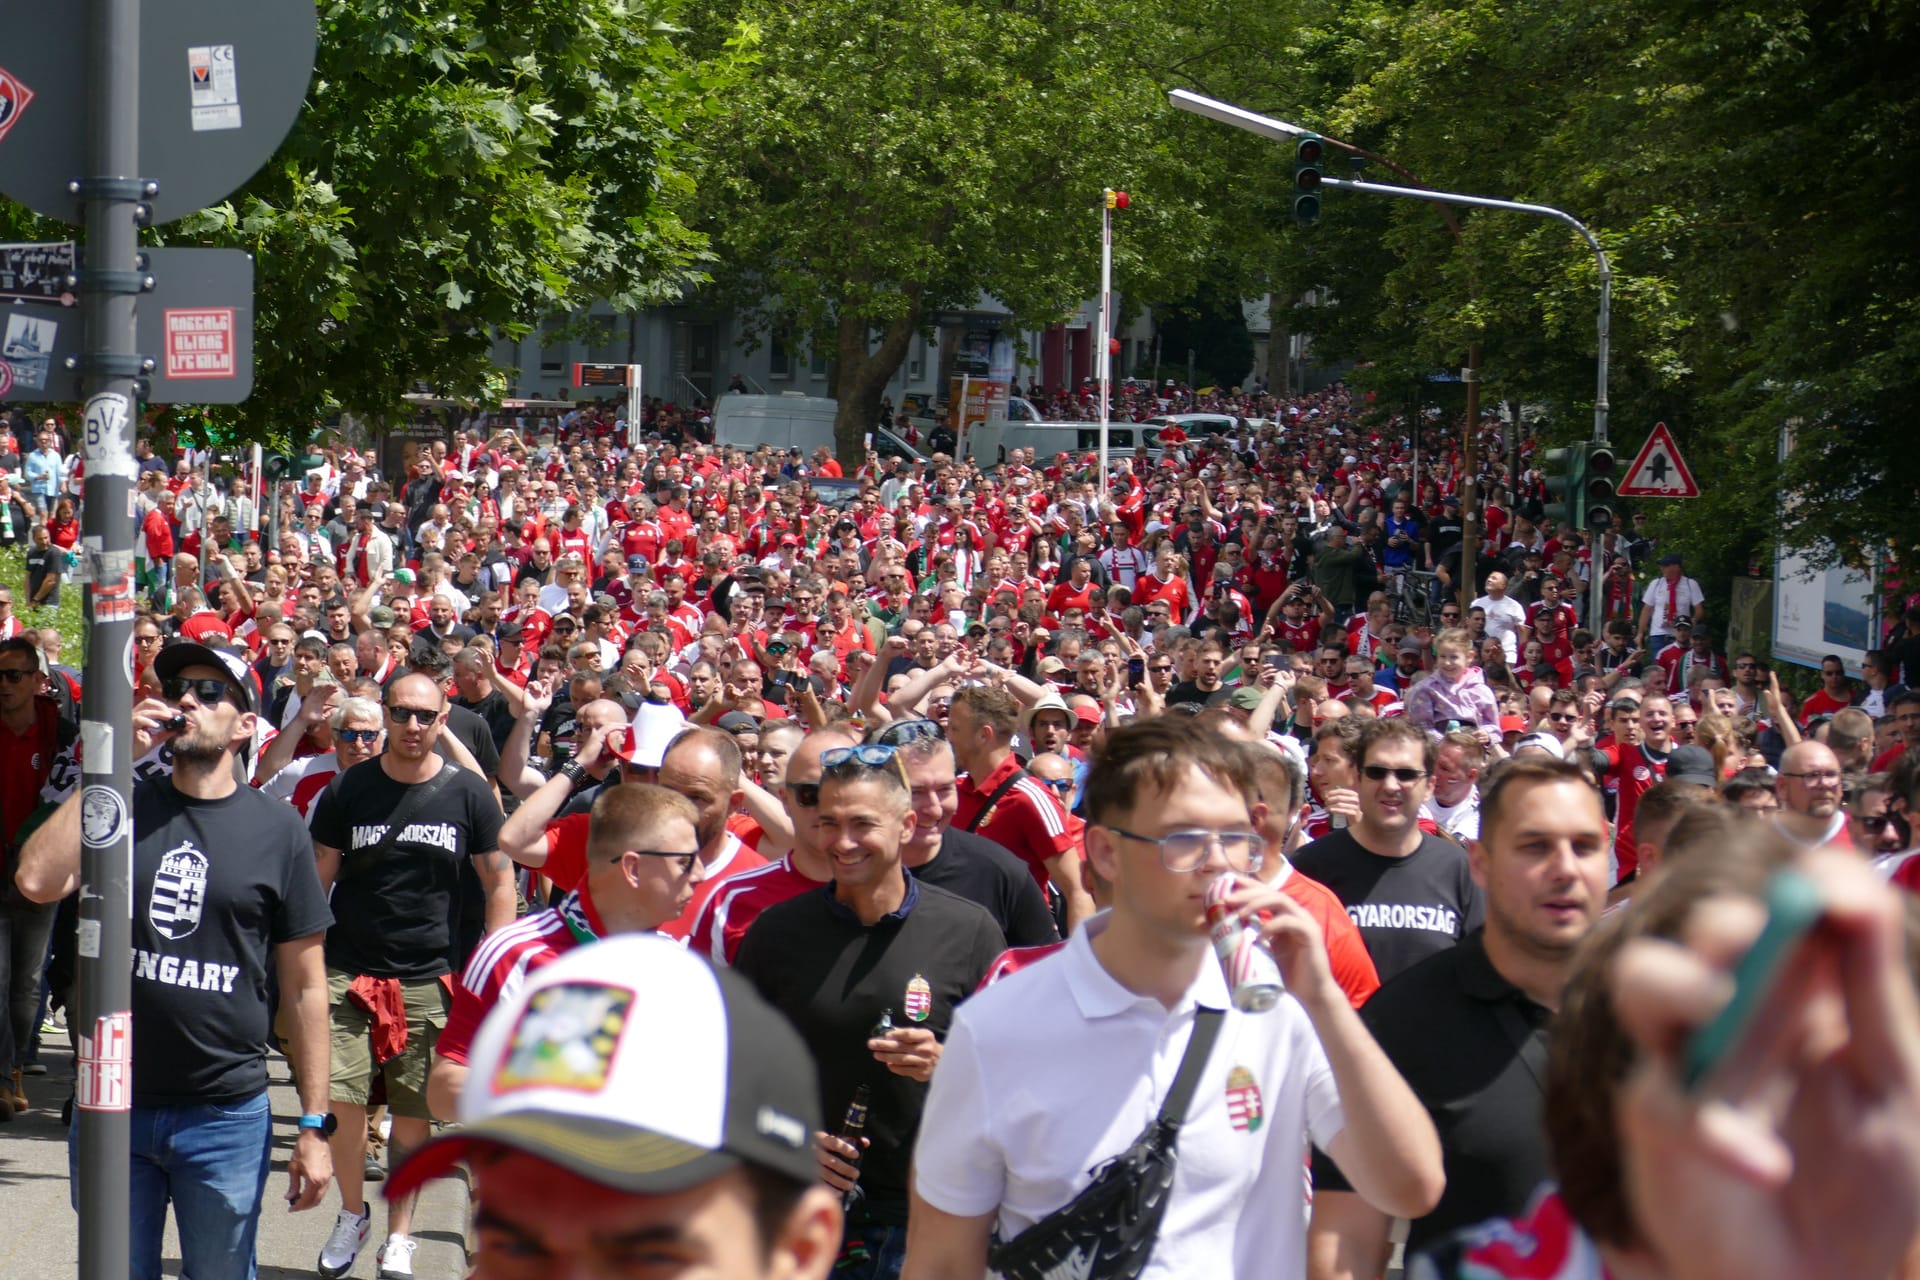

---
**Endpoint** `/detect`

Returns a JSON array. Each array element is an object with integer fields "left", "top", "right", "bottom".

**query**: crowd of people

[{"left": 2, "top": 384, "right": 1920, "bottom": 1280}]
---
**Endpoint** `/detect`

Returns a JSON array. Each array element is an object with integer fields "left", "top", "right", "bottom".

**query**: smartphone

[
  {"left": 1128, "top": 656, "right": 1145, "bottom": 684},
  {"left": 1680, "top": 867, "right": 1825, "bottom": 1091}
]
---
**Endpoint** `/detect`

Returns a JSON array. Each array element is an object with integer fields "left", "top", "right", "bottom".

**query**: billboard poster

[{"left": 1772, "top": 423, "right": 1880, "bottom": 674}]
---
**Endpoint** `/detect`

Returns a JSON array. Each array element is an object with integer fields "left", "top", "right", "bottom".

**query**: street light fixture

[{"left": 1169, "top": 88, "right": 1615, "bottom": 625}]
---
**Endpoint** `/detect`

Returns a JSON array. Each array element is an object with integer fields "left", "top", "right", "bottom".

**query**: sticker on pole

[
  {"left": 82, "top": 392, "right": 137, "bottom": 480},
  {"left": 77, "top": 1012, "right": 133, "bottom": 1112},
  {"left": 81, "top": 784, "right": 129, "bottom": 848},
  {"left": 1617, "top": 422, "right": 1700, "bottom": 498},
  {"left": 2, "top": 311, "right": 55, "bottom": 390},
  {"left": 164, "top": 307, "right": 236, "bottom": 379},
  {"left": 188, "top": 44, "right": 242, "bottom": 132},
  {"left": 0, "top": 66, "right": 34, "bottom": 144}
]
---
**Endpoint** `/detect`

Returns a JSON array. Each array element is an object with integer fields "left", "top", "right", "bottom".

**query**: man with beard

[
  {"left": 17, "top": 643, "right": 335, "bottom": 1280},
  {"left": 309, "top": 672, "right": 515, "bottom": 1280},
  {"left": 1306, "top": 758, "right": 1611, "bottom": 1274}
]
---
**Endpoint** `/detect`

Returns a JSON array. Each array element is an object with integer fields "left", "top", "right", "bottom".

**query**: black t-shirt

[
  {"left": 1165, "top": 680, "right": 1231, "bottom": 708},
  {"left": 310, "top": 758, "right": 504, "bottom": 980},
  {"left": 1311, "top": 931, "right": 1552, "bottom": 1250},
  {"left": 131, "top": 779, "right": 333, "bottom": 1105},
  {"left": 25, "top": 544, "right": 58, "bottom": 605},
  {"left": 735, "top": 876, "right": 1006, "bottom": 1226},
  {"left": 440, "top": 701, "right": 504, "bottom": 775},
  {"left": 912, "top": 828, "right": 1060, "bottom": 949},
  {"left": 453, "top": 690, "right": 516, "bottom": 755},
  {"left": 1293, "top": 828, "right": 1484, "bottom": 982}
]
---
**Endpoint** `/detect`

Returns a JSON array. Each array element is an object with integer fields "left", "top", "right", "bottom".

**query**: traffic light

[
  {"left": 1542, "top": 442, "right": 1587, "bottom": 530},
  {"left": 263, "top": 450, "right": 292, "bottom": 481},
  {"left": 1293, "top": 135, "right": 1324, "bottom": 226},
  {"left": 1585, "top": 443, "right": 1617, "bottom": 530}
]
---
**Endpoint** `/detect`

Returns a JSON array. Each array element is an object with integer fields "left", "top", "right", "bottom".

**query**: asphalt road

[{"left": 0, "top": 1041, "right": 470, "bottom": 1279}]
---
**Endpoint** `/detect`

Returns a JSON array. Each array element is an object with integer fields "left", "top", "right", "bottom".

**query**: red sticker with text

[{"left": 77, "top": 1012, "right": 133, "bottom": 1112}]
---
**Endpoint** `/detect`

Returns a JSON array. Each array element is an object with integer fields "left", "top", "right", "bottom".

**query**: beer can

[{"left": 1204, "top": 874, "right": 1284, "bottom": 1012}]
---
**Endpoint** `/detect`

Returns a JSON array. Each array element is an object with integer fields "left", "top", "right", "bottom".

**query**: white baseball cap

[{"left": 386, "top": 934, "right": 821, "bottom": 1197}]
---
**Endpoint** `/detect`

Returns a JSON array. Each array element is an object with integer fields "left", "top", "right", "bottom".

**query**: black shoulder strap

[
  {"left": 963, "top": 767, "right": 1030, "bottom": 833},
  {"left": 336, "top": 763, "right": 459, "bottom": 881},
  {"left": 1158, "top": 1006, "right": 1226, "bottom": 1129}
]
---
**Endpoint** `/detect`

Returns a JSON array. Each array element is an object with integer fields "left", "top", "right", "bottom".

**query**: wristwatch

[{"left": 297, "top": 1113, "right": 337, "bottom": 1137}]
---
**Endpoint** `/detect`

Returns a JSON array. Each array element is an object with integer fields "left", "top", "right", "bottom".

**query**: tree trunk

[{"left": 833, "top": 296, "right": 923, "bottom": 467}]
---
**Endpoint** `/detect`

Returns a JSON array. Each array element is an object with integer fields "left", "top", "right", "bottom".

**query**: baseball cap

[
  {"left": 385, "top": 934, "right": 820, "bottom": 1200},
  {"left": 626, "top": 554, "right": 648, "bottom": 574},
  {"left": 612, "top": 700, "right": 687, "bottom": 768},
  {"left": 1036, "top": 656, "right": 1068, "bottom": 677},
  {"left": 1227, "top": 686, "right": 1266, "bottom": 712},
  {"left": 1498, "top": 714, "right": 1528, "bottom": 735},
  {"left": 1072, "top": 702, "right": 1102, "bottom": 726},
  {"left": 392, "top": 567, "right": 416, "bottom": 586},
  {"left": 1664, "top": 744, "right": 1719, "bottom": 788},
  {"left": 715, "top": 711, "right": 760, "bottom": 736},
  {"left": 1398, "top": 637, "right": 1424, "bottom": 655},
  {"left": 1671, "top": 617, "right": 1694, "bottom": 631},
  {"left": 152, "top": 642, "right": 255, "bottom": 712},
  {"left": 496, "top": 621, "right": 525, "bottom": 644},
  {"left": 1513, "top": 731, "right": 1567, "bottom": 759},
  {"left": 1659, "top": 553, "right": 1683, "bottom": 567},
  {"left": 367, "top": 606, "right": 397, "bottom": 630}
]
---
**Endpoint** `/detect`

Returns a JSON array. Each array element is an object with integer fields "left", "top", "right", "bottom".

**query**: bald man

[{"left": 1775, "top": 740, "right": 1851, "bottom": 849}]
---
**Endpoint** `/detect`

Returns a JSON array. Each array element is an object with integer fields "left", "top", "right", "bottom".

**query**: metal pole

[
  {"left": 627, "top": 364, "right": 642, "bottom": 450},
  {"left": 1459, "top": 347, "right": 1482, "bottom": 614},
  {"left": 1097, "top": 200, "right": 1112, "bottom": 500},
  {"left": 75, "top": 0, "right": 142, "bottom": 1272}
]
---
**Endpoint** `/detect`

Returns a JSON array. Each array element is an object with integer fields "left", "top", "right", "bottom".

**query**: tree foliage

[
  {"left": 684, "top": 0, "right": 1230, "bottom": 460},
  {"left": 1, "top": 0, "right": 723, "bottom": 445},
  {"left": 1200, "top": 0, "right": 1920, "bottom": 577}
]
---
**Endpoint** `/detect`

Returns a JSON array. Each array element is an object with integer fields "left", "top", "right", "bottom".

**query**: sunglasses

[
  {"left": 0, "top": 668, "right": 38, "bottom": 685},
  {"left": 161, "top": 676, "right": 233, "bottom": 706},
  {"left": 385, "top": 705, "right": 440, "bottom": 725},
  {"left": 1863, "top": 810, "right": 1912, "bottom": 839},
  {"left": 785, "top": 780, "right": 822, "bottom": 808},
  {"left": 336, "top": 728, "right": 381, "bottom": 746},
  {"left": 1361, "top": 765, "right": 1427, "bottom": 783},
  {"left": 872, "top": 718, "right": 944, "bottom": 747},
  {"left": 1036, "top": 776, "right": 1074, "bottom": 795}
]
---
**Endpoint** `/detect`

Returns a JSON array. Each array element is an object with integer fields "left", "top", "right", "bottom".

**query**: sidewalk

[{"left": 0, "top": 1041, "right": 470, "bottom": 1279}]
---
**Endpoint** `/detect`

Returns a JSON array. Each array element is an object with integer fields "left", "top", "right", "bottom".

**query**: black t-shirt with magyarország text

[
  {"left": 1293, "top": 828, "right": 1484, "bottom": 983},
  {"left": 309, "top": 757, "right": 503, "bottom": 981},
  {"left": 131, "top": 778, "right": 332, "bottom": 1106}
]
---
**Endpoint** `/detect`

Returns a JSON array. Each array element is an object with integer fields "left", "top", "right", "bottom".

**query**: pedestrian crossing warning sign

[{"left": 1617, "top": 422, "right": 1699, "bottom": 498}]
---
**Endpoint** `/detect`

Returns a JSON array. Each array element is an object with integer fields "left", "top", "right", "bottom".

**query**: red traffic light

[{"left": 1297, "top": 138, "right": 1324, "bottom": 165}]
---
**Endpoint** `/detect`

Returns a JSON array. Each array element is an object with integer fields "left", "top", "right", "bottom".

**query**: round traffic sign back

[{"left": 0, "top": 0, "right": 315, "bottom": 227}]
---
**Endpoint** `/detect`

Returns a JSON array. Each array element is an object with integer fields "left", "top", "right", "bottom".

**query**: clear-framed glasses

[{"left": 1102, "top": 824, "right": 1263, "bottom": 873}]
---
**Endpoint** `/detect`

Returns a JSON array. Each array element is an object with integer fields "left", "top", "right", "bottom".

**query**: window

[
  {"left": 770, "top": 333, "right": 792, "bottom": 380},
  {"left": 810, "top": 342, "right": 829, "bottom": 380}
]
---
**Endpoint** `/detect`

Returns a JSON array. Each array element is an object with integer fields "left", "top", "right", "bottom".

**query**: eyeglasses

[
  {"left": 607, "top": 848, "right": 701, "bottom": 874},
  {"left": 1781, "top": 770, "right": 1842, "bottom": 784},
  {"left": 1361, "top": 765, "right": 1428, "bottom": 784},
  {"left": 1103, "top": 825, "right": 1263, "bottom": 873},
  {"left": 335, "top": 728, "right": 381, "bottom": 746},
  {"left": 161, "top": 676, "right": 233, "bottom": 706},
  {"left": 871, "top": 718, "right": 944, "bottom": 747},
  {"left": 0, "top": 667, "right": 38, "bottom": 685},
  {"left": 385, "top": 705, "right": 441, "bottom": 725}
]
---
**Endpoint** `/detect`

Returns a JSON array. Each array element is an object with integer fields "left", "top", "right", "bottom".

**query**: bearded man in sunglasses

[
  {"left": 1294, "top": 718, "right": 1484, "bottom": 982},
  {"left": 307, "top": 671, "right": 516, "bottom": 1280},
  {"left": 17, "top": 641, "right": 336, "bottom": 1280}
]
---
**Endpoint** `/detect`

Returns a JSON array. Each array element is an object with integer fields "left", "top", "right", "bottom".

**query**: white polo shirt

[{"left": 913, "top": 913, "right": 1345, "bottom": 1278}]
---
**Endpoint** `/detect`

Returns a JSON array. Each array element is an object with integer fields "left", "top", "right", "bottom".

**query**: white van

[{"left": 710, "top": 393, "right": 927, "bottom": 463}]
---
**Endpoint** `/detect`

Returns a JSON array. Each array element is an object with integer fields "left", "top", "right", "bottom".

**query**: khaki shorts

[{"left": 327, "top": 970, "right": 450, "bottom": 1120}]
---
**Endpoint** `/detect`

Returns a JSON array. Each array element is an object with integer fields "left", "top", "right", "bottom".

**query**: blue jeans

[
  {"left": 70, "top": 1092, "right": 275, "bottom": 1280},
  {"left": 835, "top": 1223, "right": 907, "bottom": 1279}
]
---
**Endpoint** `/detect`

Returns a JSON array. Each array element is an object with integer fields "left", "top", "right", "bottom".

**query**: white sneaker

[
  {"left": 376, "top": 1234, "right": 417, "bottom": 1279},
  {"left": 317, "top": 1207, "right": 371, "bottom": 1278}
]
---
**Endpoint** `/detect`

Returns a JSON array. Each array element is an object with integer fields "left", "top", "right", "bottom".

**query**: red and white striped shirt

[
  {"left": 255, "top": 751, "right": 340, "bottom": 821},
  {"left": 436, "top": 889, "right": 597, "bottom": 1066},
  {"left": 688, "top": 855, "right": 825, "bottom": 966}
]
